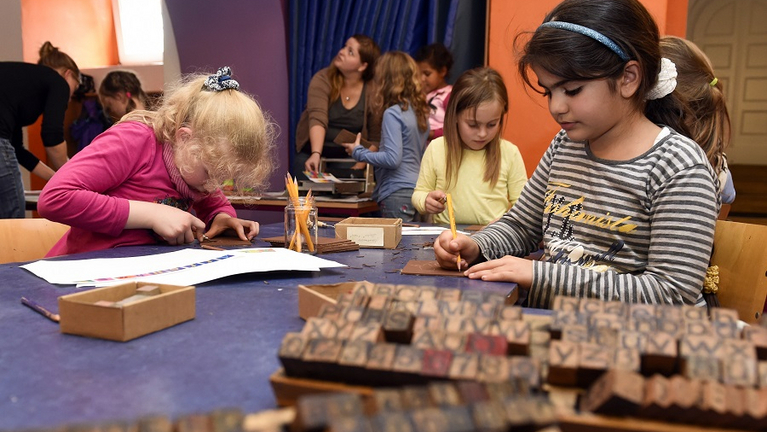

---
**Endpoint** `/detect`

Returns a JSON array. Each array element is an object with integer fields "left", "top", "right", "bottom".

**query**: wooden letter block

[
  {"left": 578, "top": 298, "right": 603, "bottom": 315},
  {"left": 548, "top": 340, "right": 579, "bottom": 386},
  {"left": 136, "top": 416, "right": 172, "bottom": 432},
  {"left": 413, "top": 316, "right": 445, "bottom": 333},
  {"left": 642, "top": 331, "right": 678, "bottom": 376},
  {"left": 413, "top": 299, "right": 440, "bottom": 317},
  {"left": 680, "top": 355, "right": 721, "bottom": 382},
  {"left": 443, "top": 333, "right": 468, "bottom": 353},
  {"left": 725, "top": 339, "right": 757, "bottom": 360},
  {"left": 588, "top": 312, "right": 622, "bottom": 332},
  {"left": 742, "top": 388, "right": 767, "bottom": 429},
  {"left": 400, "top": 386, "right": 433, "bottom": 411},
  {"left": 722, "top": 356, "right": 758, "bottom": 387},
  {"left": 698, "top": 380, "right": 727, "bottom": 423},
  {"left": 408, "top": 408, "right": 448, "bottom": 432},
  {"left": 602, "top": 300, "right": 628, "bottom": 318},
  {"left": 277, "top": 332, "right": 307, "bottom": 377},
  {"left": 448, "top": 352, "right": 480, "bottom": 381},
  {"left": 371, "top": 388, "right": 404, "bottom": 413},
  {"left": 338, "top": 340, "right": 371, "bottom": 369},
  {"left": 302, "top": 338, "right": 343, "bottom": 365},
  {"left": 392, "top": 346, "right": 425, "bottom": 382},
  {"left": 580, "top": 369, "right": 645, "bottom": 416},
  {"left": 470, "top": 400, "right": 508, "bottom": 432},
  {"left": 551, "top": 295, "right": 579, "bottom": 312},
  {"left": 760, "top": 361, "right": 767, "bottom": 388},
  {"left": 655, "top": 318, "right": 685, "bottom": 339},
  {"left": 417, "top": 286, "right": 438, "bottom": 301},
  {"left": 361, "top": 308, "right": 386, "bottom": 325},
  {"left": 437, "top": 288, "right": 461, "bottom": 302},
  {"left": 475, "top": 302, "right": 500, "bottom": 320},
  {"left": 497, "top": 320, "right": 530, "bottom": 355},
  {"left": 628, "top": 303, "right": 656, "bottom": 321},
  {"left": 456, "top": 381, "right": 489, "bottom": 404},
  {"left": 383, "top": 310, "right": 414, "bottom": 344},
  {"left": 497, "top": 305, "right": 523, "bottom": 321},
  {"left": 460, "top": 290, "right": 485, "bottom": 304},
  {"left": 460, "top": 317, "right": 491, "bottom": 334},
  {"left": 710, "top": 307, "right": 739, "bottom": 324},
  {"left": 341, "top": 305, "right": 366, "bottom": 323},
  {"left": 667, "top": 376, "right": 703, "bottom": 422},
  {"left": 349, "top": 323, "right": 384, "bottom": 343},
  {"left": 373, "top": 283, "right": 396, "bottom": 297},
  {"left": 680, "top": 335, "right": 724, "bottom": 359},
  {"left": 629, "top": 317, "right": 656, "bottom": 334},
  {"left": 366, "top": 343, "right": 397, "bottom": 371},
  {"left": 421, "top": 349, "right": 453, "bottom": 378},
  {"left": 395, "top": 285, "right": 420, "bottom": 302},
  {"left": 639, "top": 374, "right": 673, "bottom": 420},
  {"left": 317, "top": 303, "right": 343, "bottom": 320},
  {"left": 175, "top": 414, "right": 211, "bottom": 432},
  {"left": 617, "top": 330, "right": 647, "bottom": 351},
  {"left": 743, "top": 326, "right": 767, "bottom": 360},
  {"left": 327, "top": 416, "right": 372, "bottom": 432},
  {"left": 369, "top": 412, "right": 414, "bottom": 432},
  {"left": 712, "top": 321, "right": 740, "bottom": 340},
  {"left": 428, "top": 382, "right": 462, "bottom": 407},
  {"left": 561, "top": 325, "right": 590, "bottom": 344},
  {"left": 477, "top": 355, "right": 509, "bottom": 383},
  {"left": 655, "top": 304, "right": 683, "bottom": 322},
  {"left": 685, "top": 320, "right": 713, "bottom": 337},
  {"left": 508, "top": 355, "right": 541, "bottom": 390},
  {"left": 209, "top": 408, "right": 243, "bottom": 432},
  {"left": 411, "top": 329, "right": 445, "bottom": 350},
  {"left": 549, "top": 310, "right": 586, "bottom": 340},
  {"left": 681, "top": 305, "right": 707, "bottom": 322},
  {"left": 578, "top": 342, "right": 615, "bottom": 387},
  {"left": 465, "top": 333, "right": 508, "bottom": 356}
]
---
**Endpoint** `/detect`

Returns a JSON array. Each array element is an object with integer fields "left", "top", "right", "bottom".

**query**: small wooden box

[
  {"left": 335, "top": 217, "right": 402, "bottom": 249},
  {"left": 58, "top": 282, "right": 195, "bottom": 342}
]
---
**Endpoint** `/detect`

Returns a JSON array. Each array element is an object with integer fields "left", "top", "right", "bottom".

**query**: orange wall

[
  {"left": 488, "top": 0, "right": 688, "bottom": 177},
  {"left": 21, "top": 0, "right": 118, "bottom": 190}
]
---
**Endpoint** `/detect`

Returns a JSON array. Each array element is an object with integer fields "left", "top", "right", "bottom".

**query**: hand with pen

[{"left": 424, "top": 190, "right": 448, "bottom": 214}]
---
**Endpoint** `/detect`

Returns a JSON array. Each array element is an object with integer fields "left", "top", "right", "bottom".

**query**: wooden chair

[
  {"left": 710, "top": 220, "right": 767, "bottom": 323},
  {"left": 0, "top": 218, "right": 69, "bottom": 264}
]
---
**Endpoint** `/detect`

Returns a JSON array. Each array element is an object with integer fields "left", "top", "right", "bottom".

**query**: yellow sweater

[{"left": 412, "top": 137, "right": 528, "bottom": 225}]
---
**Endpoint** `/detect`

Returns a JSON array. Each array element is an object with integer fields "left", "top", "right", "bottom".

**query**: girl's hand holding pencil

[{"left": 433, "top": 229, "right": 478, "bottom": 272}]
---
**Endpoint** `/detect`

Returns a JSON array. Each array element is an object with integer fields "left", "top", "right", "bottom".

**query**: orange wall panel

[{"left": 488, "top": 0, "right": 688, "bottom": 177}]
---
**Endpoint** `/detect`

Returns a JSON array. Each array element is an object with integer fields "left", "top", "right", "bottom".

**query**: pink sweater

[{"left": 39, "top": 122, "right": 236, "bottom": 257}]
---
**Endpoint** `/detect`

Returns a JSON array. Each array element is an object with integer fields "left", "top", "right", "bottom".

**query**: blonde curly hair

[{"left": 122, "top": 73, "right": 276, "bottom": 194}]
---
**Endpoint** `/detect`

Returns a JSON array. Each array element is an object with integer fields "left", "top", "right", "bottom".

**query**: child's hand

[
  {"left": 340, "top": 133, "right": 362, "bottom": 156},
  {"left": 433, "top": 230, "right": 479, "bottom": 271},
  {"left": 205, "top": 213, "right": 259, "bottom": 241},
  {"left": 425, "top": 190, "right": 447, "bottom": 214},
  {"left": 305, "top": 153, "right": 321, "bottom": 173},
  {"left": 464, "top": 256, "right": 533, "bottom": 288},
  {"left": 127, "top": 202, "right": 206, "bottom": 245}
]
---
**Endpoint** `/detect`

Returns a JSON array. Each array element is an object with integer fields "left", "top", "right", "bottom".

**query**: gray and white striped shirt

[{"left": 473, "top": 128, "right": 719, "bottom": 309}]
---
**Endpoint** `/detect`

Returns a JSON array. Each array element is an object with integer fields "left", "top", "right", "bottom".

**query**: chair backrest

[
  {"left": 0, "top": 218, "right": 69, "bottom": 264},
  {"left": 710, "top": 220, "right": 767, "bottom": 323}
]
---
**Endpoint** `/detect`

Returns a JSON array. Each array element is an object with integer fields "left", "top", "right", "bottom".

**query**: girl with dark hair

[
  {"left": 294, "top": 34, "right": 382, "bottom": 176},
  {"left": 415, "top": 43, "right": 454, "bottom": 140},
  {"left": 433, "top": 0, "right": 719, "bottom": 308},
  {"left": 99, "top": 70, "right": 149, "bottom": 122}
]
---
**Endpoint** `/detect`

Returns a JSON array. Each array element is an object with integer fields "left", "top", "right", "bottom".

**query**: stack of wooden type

[
  {"left": 261, "top": 236, "right": 360, "bottom": 254},
  {"left": 292, "top": 383, "right": 558, "bottom": 432},
  {"left": 275, "top": 283, "right": 767, "bottom": 430}
]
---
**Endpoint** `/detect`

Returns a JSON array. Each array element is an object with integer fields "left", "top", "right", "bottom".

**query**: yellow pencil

[{"left": 446, "top": 193, "right": 461, "bottom": 271}]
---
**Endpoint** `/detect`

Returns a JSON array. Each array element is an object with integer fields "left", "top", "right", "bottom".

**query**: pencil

[
  {"left": 201, "top": 244, "right": 225, "bottom": 251},
  {"left": 21, "top": 297, "right": 60, "bottom": 323},
  {"left": 445, "top": 193, "right": 461, "bottom": 271}
]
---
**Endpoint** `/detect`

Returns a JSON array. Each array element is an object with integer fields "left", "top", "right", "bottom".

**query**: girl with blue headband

[
  {"left": 39, "top": 67, "right": 276, "bottom": 256},
  {"left": 433, "top": 0, "right": 719, "bottom": 308}
]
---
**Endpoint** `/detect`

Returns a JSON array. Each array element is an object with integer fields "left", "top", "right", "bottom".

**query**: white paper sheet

[
  {"left": 401, "top": 227, "right": 469, "bottom": 236},
  {"left": 21, "top": 247, "right": 346, "bottom": 287}
]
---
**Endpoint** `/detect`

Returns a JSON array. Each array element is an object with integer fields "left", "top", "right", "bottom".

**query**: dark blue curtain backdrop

[{"left": 288, "top": 0, "right": 485, "bottom": 162}]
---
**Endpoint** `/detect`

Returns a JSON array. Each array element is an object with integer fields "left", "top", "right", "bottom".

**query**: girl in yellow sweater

[{"left": 411, "top": 67, "right": 527, "bottom": 225}]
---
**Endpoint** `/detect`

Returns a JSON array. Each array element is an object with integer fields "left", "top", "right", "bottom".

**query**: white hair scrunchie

[{"left": 646, "top": 57, "right": 677, "bottom": 100}]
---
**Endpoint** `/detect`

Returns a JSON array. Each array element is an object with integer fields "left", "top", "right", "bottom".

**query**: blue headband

[{"left": 539, "top": 21, "right": 630, "bottom": 62}]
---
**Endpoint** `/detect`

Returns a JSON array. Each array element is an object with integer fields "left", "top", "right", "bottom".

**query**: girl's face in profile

[
  {"left": 457, "top": 100, "right": 504, "bottom": 151},
  {"left": 100, "top": 93, "right": 129, "bottom": 122},
  {"left": 333, "top": 38, "right": 364, "bottom": 75},
  {"left": 418, "top": 61, "right": 447, "bottom": 94}
]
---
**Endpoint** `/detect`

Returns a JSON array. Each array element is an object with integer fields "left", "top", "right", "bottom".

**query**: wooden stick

[{"left": 446, "top": 193, "right": 461, "bottom": 271}]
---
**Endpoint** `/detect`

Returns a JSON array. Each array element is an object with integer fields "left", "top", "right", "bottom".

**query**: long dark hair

[{"left": 516, "top": 0, "right": 660, "bottom": 110}]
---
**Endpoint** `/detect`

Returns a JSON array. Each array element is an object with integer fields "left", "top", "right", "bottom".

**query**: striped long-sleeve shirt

[{"left": 472, "top": 128, "right": 719, "bottom": 309}]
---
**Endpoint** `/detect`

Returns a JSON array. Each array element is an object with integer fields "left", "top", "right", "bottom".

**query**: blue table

[{"left": 0, "top": 222, "right": 520, "bottom": 430}]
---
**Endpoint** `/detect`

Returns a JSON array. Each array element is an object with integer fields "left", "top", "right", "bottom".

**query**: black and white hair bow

[{"left": 202, "top": 66, "right": 240, "bottom": 92}]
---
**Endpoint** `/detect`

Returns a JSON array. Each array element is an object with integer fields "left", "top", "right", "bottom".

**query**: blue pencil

[{"left": 21, "top": 297, "right": 60, "bottom": 323}]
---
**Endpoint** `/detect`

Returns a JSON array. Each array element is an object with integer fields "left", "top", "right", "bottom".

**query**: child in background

[
  {"left": 341, "top": 51, "right": 430, "bottom": 221},
  {"left": 647, "top": 35, "right": 735, "bottom": 209},
  {"left": 415, "top": 43, "right": 453, "bottom": 140},
  {"left": 99, "top": 70, "right": 149, "bottom": 122},
  {"left": 412, "top": 67, "right": 527, "bottom": 225},
  {"left": 434, "top": 0, "right": 719, "bottom": 308},
  {"left": 39, "top": 67, "right": 276, "bottom": 256}
]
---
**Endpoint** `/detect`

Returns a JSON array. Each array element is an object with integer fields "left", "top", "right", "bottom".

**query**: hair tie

[
  {"left": 646, "top": 57, "right": 677, "bottom": 100},
  {"left": 710, "top": 77, "right": 718, "bottom": 87},
  {"left": 126, "top": 92, "right": 132, "bottom": 99},
  {"left": 203, "top": 66, "right": 240, "bottom": 92},
  {"left": 539, "top": 21, "right": 630, "bottom": 62}
]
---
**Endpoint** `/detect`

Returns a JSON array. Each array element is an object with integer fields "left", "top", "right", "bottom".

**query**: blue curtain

[{"left": 288, "top": 0, "right": 485, "bottom": 166}]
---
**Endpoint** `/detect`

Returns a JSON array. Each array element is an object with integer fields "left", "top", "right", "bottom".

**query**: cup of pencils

[{"left": 284, "top": 174, "right": 318, "bottom": 254}]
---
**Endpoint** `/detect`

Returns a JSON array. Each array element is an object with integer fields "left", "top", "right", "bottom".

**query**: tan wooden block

[
  {"left": 300, "top": 317, "right": 331, "bottom": 340},
  {"left": 209, "top": 408, "right": 243, "bottom": 432},
  {"left": 416, "top": 286, "right": 438, "bottom": 301},
  {"left": 712, "top": 321, "right": 740, "bottom": 340},
  {"left": 681, "top": 305, "right": 708, "bottom": 322},
  {"left": 460, "top": 317, "right": 492, "bottom": 334},
  {"left": 341, "top": 305, "right": 366, "bottom": 323},
  {"left": 428, "top": 382, "right": 462, "bottom": 407},
  {"left": 590, "top": 326, "right": 620, "bottom": 348},
  {"left": 548, "top": 339, "right": 579, "bottom": 386},
  {"left": 317, "top": 303, "right": 343, "bottom": 320},
  {"left": 629, "top": 317, "right": 656, "bottom": 333},
  {"left": 578, "top": 342, "right": 614, "bottom": 387},
  {"left": 680, "top": 335, "right": 724, "bottom": 359},
  {"left": 549, "top": 310, "right": 587, "bottom": 339},
  {"left": 302, "top": 338, "right": 343, "bottom": 364},
  {"left": 725, "top": 339, "right": 757, "bottom": 359},
  {"left": 394, "top": 284, "right": 420, "bottom": 302},
  {"left": 743, "top": 387, "right": 767, "bottom": 428},
  {"left": 400, "top": 386, "right": 432, "bottom": 410},
  {"left": 412, "top": 299, "right": 440, "bottom": 317},
  {"left": 278, "top": 332, "right": 310, "bottom": 375},
  {"left": 371, "top": 388, "right": 404, "bottom": 412},
  {"left": 421, "top": 349, "right": 453, "bottom": 378},
  {"left": 437, "top": 287, "right": 461, "bottom": 302},
  {"left": 613, "top": 347, "right": 641, "bottom": 373},
  {"left": 551, "top": 295, "right": 579, "bottom": 312},
  {"left": 561, "top": 325, "right": 590, "bottom": 344},
  {"left": 743, "top": 326, "right": 767, "bottom": 360},
  {"left": 470, "top": 400, "right": 508, "bottom": 432},
  {"left": 668, "top": 376, "right": 703, "bottom": 422},
  {"left": 391, "top": 345, "right": 424, "bottom": 375},
  {"left": 578, "top": 298, "right": 603, "bottom": 315},
  {"left": 349, "top": 322, "right": 384, "bottom": 343},
  {"left": 710, "top": 308, "right": 739, "bottom": 324},
  {"left": 722, "top": 356, "right": 758, "bottom": 387},
  {"left": 698, "top": 380, "right": 727, "bottom": 420},
  {"left": 443, "top": 333, "right": 467, "bottom": 352},
  {"left": 617, "top": 330, "right": 647, "bottom": 351},
  {"left": 655, "top": 318, "right": 685, "bottom": 339},
  {"left": 412, "top": 316, "right": 444, "bottom": 333},
  {"left": 448, "top": 352, "right": 479, "bottom": 380},
  {"left": 508, "top": 355, "right": 541, "bottom": 390},
  {"left": 367, "top": 294, "right": 391, "bottom": 310},
  {"left": 382, "top": 310, "right": 414, "bottom": 344},
  {"left": 655, "top": 304, "right": 683, "bottom": 322},
  {"left": 361, "top": 307, "right": 386, "bottom": 325},
  {"left": 629, "top": 303, "right": 656, "bottom": 321},
  {"left": 588, "top": 312, "right": 622, "bottom": 330},
  {"left": 685, "top": 320, "right": 713, "bottom": 336},
  {"left": 411, "top": 328, "right": 445, "bottom": 350},
  {"left": 366, "top": 343, "right": 397, "bottom": 371},
  {"left": 369, "top": 412, "right": 414, "bottom": 432},
  {"left": 579, "top": 369, "right": 645, "bottom": 416},
  {"left": 498, "top": 305, "right": 523, "bottom": 321},
  {"left": 497, "top": 320, "right": 530, "bottom": 355},
  {"left": 680, "top": 355, "right": 721, "bottom": 382},
  {"left": 759, "top": 361, "right": 767, "bottom": 387},
  {"left": 477, "top": 354, "right": 509, "bottom": 383},
  {"left": 639, "top": 374, "right": 673, "bottom": 420},
  {"left": 175, "top": 413, "right": 211, "bottom": 432},
  {"left": 456, "top": 380, "right": 489, "bottom": 403},
  {"left": 444, "top": 316, "right": 465, "bottom": 334},
  {"left": 338, "top": 339, "right": 371, "bottom": 368},
  {"left": 475, "top": 302, "right": 501, "bottom": 320},
  {"left": 373, "top": 283, "right": 397, "bottom": 297}
]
